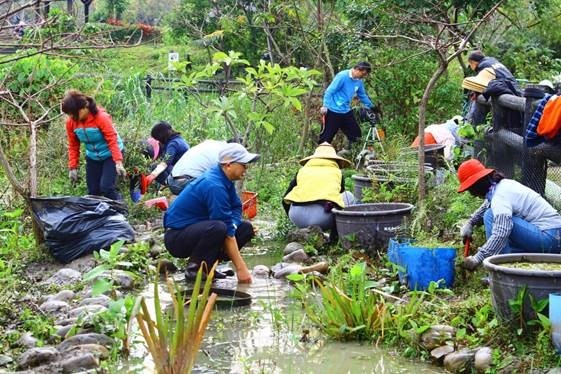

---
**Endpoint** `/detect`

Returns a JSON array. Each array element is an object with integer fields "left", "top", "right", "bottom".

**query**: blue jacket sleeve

[
  {"left": 323, "top": 73, "right": 344, "bottom": 107},
  {"left": 357, "top": 81, "right": 373, "bottom": 108}
]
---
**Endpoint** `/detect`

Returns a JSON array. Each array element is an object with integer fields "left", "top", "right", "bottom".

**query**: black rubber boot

[{"left": 184, "top": 262, "right": 227, "bottom": 282}]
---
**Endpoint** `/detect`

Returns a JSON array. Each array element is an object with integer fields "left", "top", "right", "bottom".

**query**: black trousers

[
  {"left": 319, "top": 110, "right": 362, "bottom": 144},
  {"left": 164, "top": 220, "right": 254, "bottom": 268},
  {"left": 85, "top": 156, "right": 122, "bottom": 201}
]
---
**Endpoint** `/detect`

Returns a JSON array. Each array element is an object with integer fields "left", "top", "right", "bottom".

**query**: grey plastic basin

[
  {"left": 483, "top": 253, "right": 561, "bottom": 322},
  {"left": 333, "top": 203, "right": 414, "bottom": 256}
]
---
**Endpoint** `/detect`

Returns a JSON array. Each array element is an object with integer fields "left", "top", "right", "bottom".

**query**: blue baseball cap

[{"left": 219, "top": 143, "right": 260, "bottom": 164}]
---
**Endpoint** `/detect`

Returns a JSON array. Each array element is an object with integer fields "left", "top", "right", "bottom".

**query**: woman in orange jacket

[{"left": 61, "top": 90, "right": 126, "bottom": 201}]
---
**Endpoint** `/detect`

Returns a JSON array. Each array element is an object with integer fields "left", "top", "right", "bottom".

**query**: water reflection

[{"left": 193, "top": 250, "right": 444, "bottom": 374}]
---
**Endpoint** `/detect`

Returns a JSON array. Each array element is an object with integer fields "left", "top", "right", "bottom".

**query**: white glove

[
  {"left": 68, "top": 169, "right": 79, "bottom": 185},
  {"left": 115, "top": 161, "right": 127, "bottom": 178},
  {"left": 460, "top": 221, "right": 473, "bottom": 239},
  {"left": 320, "top": 106, "right": 328, "bottom": 115}
]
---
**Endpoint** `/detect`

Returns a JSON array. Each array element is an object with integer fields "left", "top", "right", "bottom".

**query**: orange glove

[{"left": 140, "top": 174, "right": 156, "bottom": 194}]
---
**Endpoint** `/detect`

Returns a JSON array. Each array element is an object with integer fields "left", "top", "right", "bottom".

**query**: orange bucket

[
  {"left": 242, "top": 191, "right": 258, "bottom": 219},
  {"left": 411, "top": 132, "right": 437, "bottom": 147}
]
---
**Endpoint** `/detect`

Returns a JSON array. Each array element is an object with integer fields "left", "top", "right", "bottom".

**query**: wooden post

[
  {"left": 67, "top": 0, "right": 73, "bottom": 14},
  {"left": 80, "top": 0, "right": 93, "bottom": 23}
]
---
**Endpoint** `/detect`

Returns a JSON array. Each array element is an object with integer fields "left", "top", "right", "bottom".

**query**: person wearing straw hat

[
  {"left": 464, "top": 50, "right": 518, "bottom": 125},
  {"left": 319, "top": 62, "right": 377, "bottom": 153},
  {"left": 457, "top": 159, "right": 561, "bottom": 270},
  {"left": 283, "top": 143, "right": 356, "bottom": 242},
  {"left": 163, "top": 143, "right": 260, "bottom": 283}
]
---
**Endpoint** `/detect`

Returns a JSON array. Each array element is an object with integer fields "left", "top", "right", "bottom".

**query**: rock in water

[
  {"left": 282, "top": 249, "right": 309, "bottom": 263},
  {"left": 420, "top": 325, "right": 456, "bottom": 350},
  {"left": 252, "top": 265, "right": 270, "bottom": 277},
  {"left": 271, "top": 263, "right": 301, "bottom": 279},
  {"left": 283, "top": 242, "right": 304, "bottom": 255},
  {"left": 443, "top": 349, "right": 475, "bottom": 373}
]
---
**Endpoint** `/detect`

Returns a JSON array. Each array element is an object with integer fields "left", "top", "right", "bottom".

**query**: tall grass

[{"left": 134, "top": 264, "right": 217, "bottom": 374}]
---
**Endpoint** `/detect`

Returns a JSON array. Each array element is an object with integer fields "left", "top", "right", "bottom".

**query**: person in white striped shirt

[{"left": 457, "top": 159, "right": 561, "bottom": 270}]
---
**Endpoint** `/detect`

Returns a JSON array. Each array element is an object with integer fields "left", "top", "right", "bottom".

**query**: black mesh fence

[{"left": 478, "top": 86, "right": 561, "bottom": 211}]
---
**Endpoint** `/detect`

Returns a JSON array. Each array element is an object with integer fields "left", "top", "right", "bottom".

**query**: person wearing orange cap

[{"left": 457, "top": 159, "right": 561, "bottom": 270}]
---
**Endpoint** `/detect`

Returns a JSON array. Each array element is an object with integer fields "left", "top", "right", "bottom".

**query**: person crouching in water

[
  {"left": 283, "top": 142, "right": 355, "bottom": 242},
  {"left": 163, "top": 143, "right": 259, "bottom": 283},
  {"left": 457, "top": 159, "right": 561, "bottom": 270}
]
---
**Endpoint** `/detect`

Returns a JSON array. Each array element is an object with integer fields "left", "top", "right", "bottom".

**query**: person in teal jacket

[
  {"left": 320, "top": 61, "right": 376, "bottom": 150},
  {"left": 61, "top": 90, "right": 126, "bottom": 201}
]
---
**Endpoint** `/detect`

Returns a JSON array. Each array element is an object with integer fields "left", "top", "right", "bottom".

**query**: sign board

[{"left": 168, "top": 52, "right": 179, "bottom": 70}]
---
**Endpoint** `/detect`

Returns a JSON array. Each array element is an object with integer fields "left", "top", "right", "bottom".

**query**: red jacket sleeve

[
  {"left": 96, "top": 111, "right": 123, "bottom": 163},
  {"left": 66, "top": 118, "right": 81, "bottom": 169}
]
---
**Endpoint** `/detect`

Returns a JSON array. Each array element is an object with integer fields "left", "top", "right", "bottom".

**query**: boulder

[
  {"left": 67, "top": 305, "right": 107, "bottom": 318},
  {"left": 282, "top": 249, "right": 309, "bottom": 263},
  {"left": 60, "top": 353, "right": 99, "bottom": 373},
  {"left": 283, "top": 242, "right": 304, "bottom": 255},
  {"left": 420, "top": 325, "right": 456, "bottom": 350},
  {"left": 430, "top": 345, "right": 454, "bottom": 361},
  {"left": 443, "top": 349, "right": 475, "bottom": 373},
  {"left": 15, "top": 332, "right": 38, "bottom": 349},
  {"left": 44, "top": 269, "right": 82, "bottom": 286},
  {"left": 17, "top": 347, "right": 60, "bottom": 369},
  {"left": 39, "top": 300, "right": 70, "bottom": 314},
  {"left": 252, "top": 265, "right": 270, "bottom": 278},
  {"left": 474, "top": 346, "right": 492, "bottom": 372},
  {"left": 58, "top": 333, "right": 114, "bottom": 352},
  {"left": 45, "top": 290, "right": 75, "bottom": 303},
  {"left": 287, "top": 226, "right": 327, "bottom": 247}
]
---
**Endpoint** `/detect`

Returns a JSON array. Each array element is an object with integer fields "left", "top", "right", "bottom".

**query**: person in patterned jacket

[
  {"left": 61, "top": 90, "right": 126, "bottom": 201},
  {"left": 457, "top": 159, "right": 561, "bottom": 270}
]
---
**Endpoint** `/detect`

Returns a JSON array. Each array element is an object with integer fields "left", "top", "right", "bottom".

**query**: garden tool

[{"left": 463, "top": 238, "right": 471, "bottom": 257}]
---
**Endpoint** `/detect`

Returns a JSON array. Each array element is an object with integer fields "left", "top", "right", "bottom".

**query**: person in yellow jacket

[{"left": 283, "top": 142, "right": 355, "bottom": 241}]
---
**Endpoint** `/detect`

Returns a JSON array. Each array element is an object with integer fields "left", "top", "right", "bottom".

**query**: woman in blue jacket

[{"left": 144, "top": 121, "right": 189, "bottom": 189}]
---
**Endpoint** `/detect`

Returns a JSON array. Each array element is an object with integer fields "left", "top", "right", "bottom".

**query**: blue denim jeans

[
  {"left": 86, "top": 156, "right": 122, "bottom": 201},
  {"left": 483, "top": 209, "right": 561, "bottom": 254}
]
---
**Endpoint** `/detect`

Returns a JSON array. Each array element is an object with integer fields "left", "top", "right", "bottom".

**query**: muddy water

[{"left": 188, "top": 245, "right": 444, "bottom": 373}]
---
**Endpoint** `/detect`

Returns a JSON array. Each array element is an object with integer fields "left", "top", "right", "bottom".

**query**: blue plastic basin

[{"left": 388, "top": 238, "right": 456, "bottom": 290}]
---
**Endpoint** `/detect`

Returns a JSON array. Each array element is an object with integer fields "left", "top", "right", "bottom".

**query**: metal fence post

[{"left": 145, "top": 75, "right": 152, "bottom": 99}]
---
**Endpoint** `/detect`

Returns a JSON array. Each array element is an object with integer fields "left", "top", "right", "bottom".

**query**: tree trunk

[{"left": 417, "top": 58, "right": 447, "bottom": 202}]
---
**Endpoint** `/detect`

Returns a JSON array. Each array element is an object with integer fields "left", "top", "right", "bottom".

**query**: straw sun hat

[
  {"left": 300, "top": 142, "right": 352, "bottom": 168},
  {"left": 462, "top": 68, "right": 496, "bottom": 93}
]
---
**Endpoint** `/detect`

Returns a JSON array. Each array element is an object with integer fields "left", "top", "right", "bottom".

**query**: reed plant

[
  {"left": 302, "top": 262, "right": 390, "bottom": 341},
  {"left": 134, "top": 264, "right": 217, "bottom": 374}
]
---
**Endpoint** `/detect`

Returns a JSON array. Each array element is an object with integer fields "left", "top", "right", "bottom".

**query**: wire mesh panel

[{"left": 481, "top": 90, "right": 561, "bottom": 210}]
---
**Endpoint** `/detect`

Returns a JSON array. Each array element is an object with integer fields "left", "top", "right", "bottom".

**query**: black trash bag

[{"left": 30, "top": 196, "right": 136, "bottom": 263}]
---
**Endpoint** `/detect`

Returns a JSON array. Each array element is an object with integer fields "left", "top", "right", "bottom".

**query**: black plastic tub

[
  {"left": 332, "top": 203, "right": 414, "bottom": 256},
  {"left": 179, "top": 287, "right": 252, "bottom": 310},
  {"left": 483, "top": 254, "right": 561, "bottom": 322}
]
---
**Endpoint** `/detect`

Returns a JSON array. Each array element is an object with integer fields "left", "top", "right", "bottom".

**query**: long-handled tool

[{"left": 463, "top": 238, "right": 471, "bottom": 257}]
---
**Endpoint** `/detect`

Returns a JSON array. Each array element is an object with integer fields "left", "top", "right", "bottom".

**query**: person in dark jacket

[
  {"left": 61, "top": 90, "right": 126, "bottom": 201},
  {"left": 466, "top": 50, "right": 519, "bottom": 125},
  {"left": 144, "top": 121, "right": 189, "bottom": 189},
  {"left": 163, "top": 143, "right": 260, "bottom": 283}
]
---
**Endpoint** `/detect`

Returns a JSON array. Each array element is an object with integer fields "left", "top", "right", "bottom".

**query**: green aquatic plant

[
  {"left": 302, "top": 262, "right": 389, "bottom": 341},
  {"left": 134, "top": 264, "right": 217, "bottom": 374}
]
